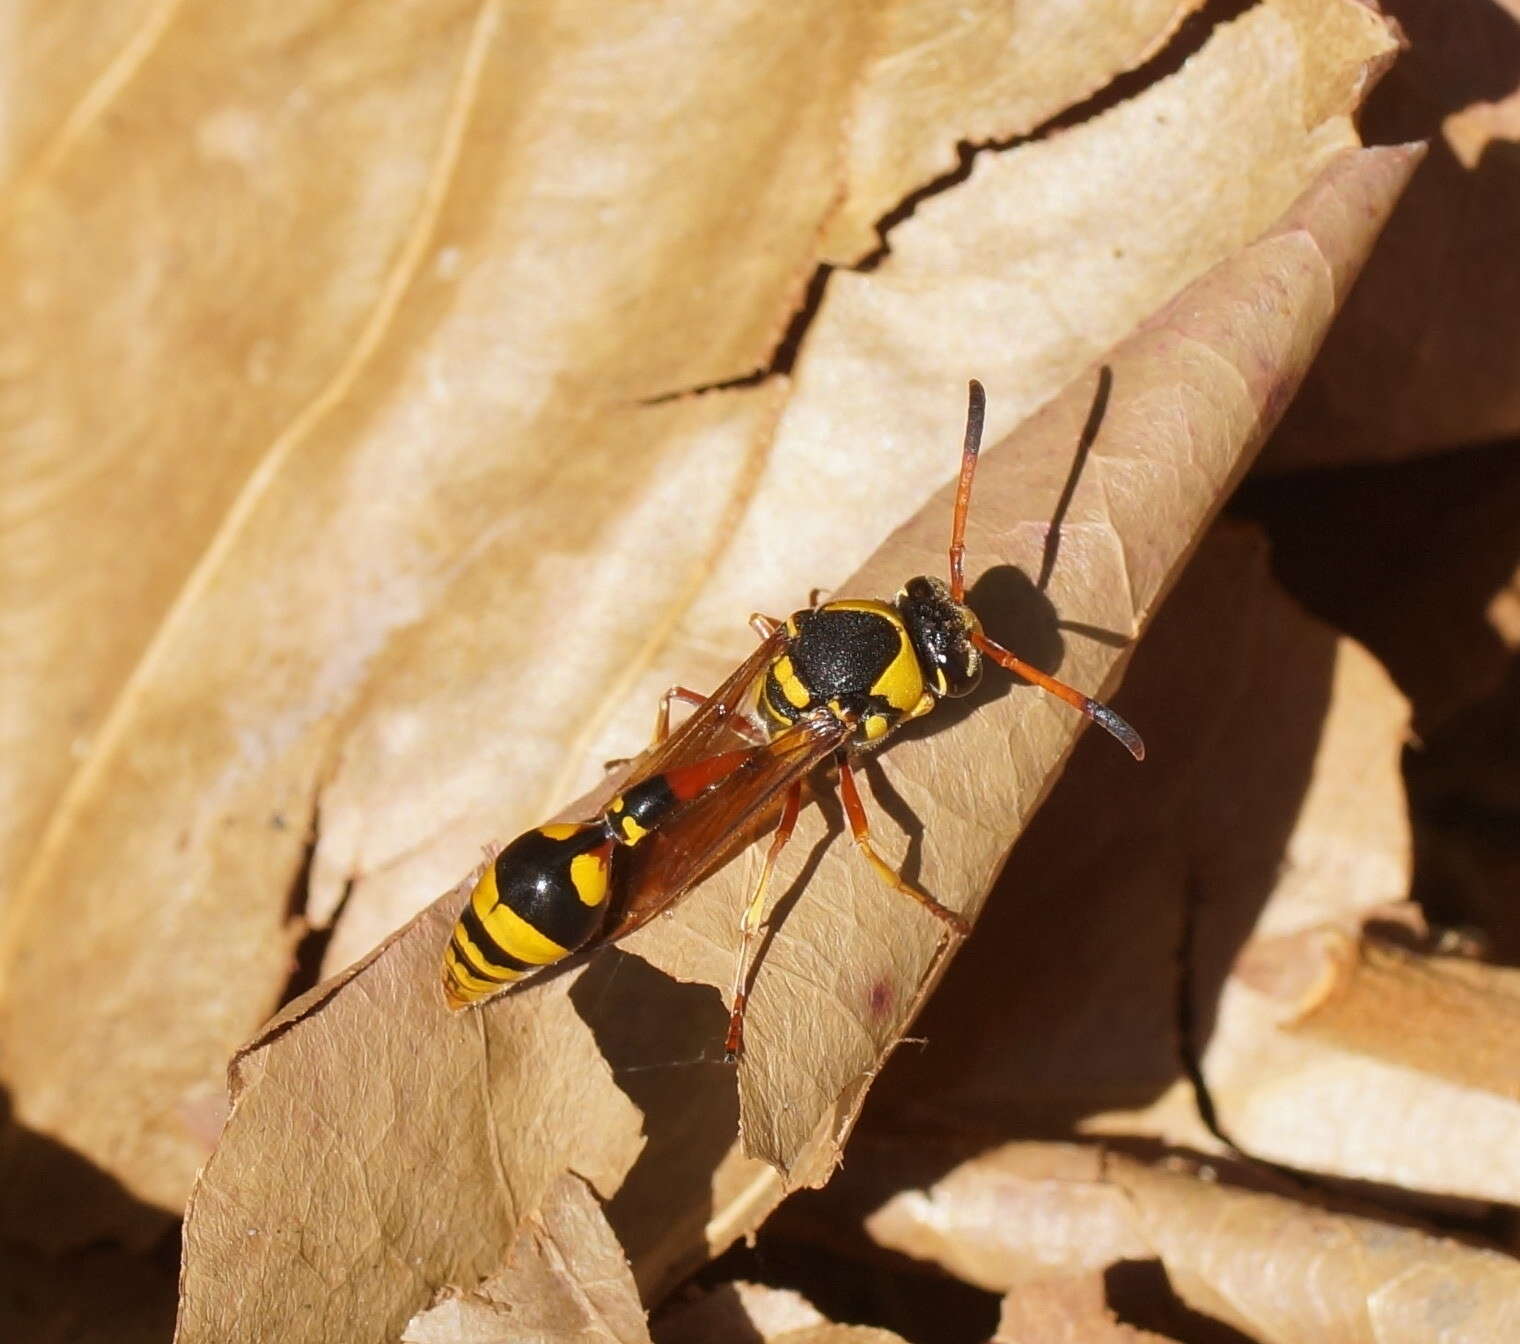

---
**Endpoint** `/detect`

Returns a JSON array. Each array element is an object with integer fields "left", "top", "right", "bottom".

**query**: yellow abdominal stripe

[
  {"left": 607, "top": 797, "right": 649, "bottom": 846},
  {"left": 569, "top": 849, "right": 611, "bottom": 905},
  {"left": 445, "top": 940, "right": 523, "bottom": 996},
  {"left": 470, "top": 869, "right": 571, "bottom": 966}
]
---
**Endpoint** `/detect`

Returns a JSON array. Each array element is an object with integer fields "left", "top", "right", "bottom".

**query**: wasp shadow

[
  {"left": 568, "top": 949, "right": 735, "bottom": 1300},
  {"left": 866, "top": 561, "right": 1132, "bottom": 890},
  {"left": 0, "top": 1086, "right": 180, "bottom": 1339}
]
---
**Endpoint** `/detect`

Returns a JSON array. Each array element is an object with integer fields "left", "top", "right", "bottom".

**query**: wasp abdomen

[
  {"left": 443, "top": 821, "right": 614, "bottom": 1009},
  {"left": 606, "top": 775, "right": 677, "bottom": 845}
]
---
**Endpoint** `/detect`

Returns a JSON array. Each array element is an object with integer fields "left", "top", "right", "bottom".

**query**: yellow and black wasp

[{"left": 443, "top": 381, "right": 1144, "bottom": 1056}]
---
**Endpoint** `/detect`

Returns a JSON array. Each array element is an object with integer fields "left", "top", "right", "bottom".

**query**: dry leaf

[
  {"left": 0, "top": 0, "right": 1419, "bottom": 1337},
  {"left": 400, "top": 1174, "right": 650, "bottom": 1344},
  {"left": 176, "top": 140, "right": 1415, "bottom": 1340},
  {"left": 866, "top": 1142, "right": 1520, "bottom": 1343},
  {"left": 768, "top": 1329, "right": 909, "bottom": 1344},
  {"left": 1238, "top": 930, "right": 1520, "bottom": 1101},
  {"left": 817, "top": 0, "right": 1204, "bottom": 263},
  {"left": 2, "top": 0, "right": 867, "bottom": 1242},
  {"left": 853, "top": 522, "right": 1397, "bottom": 1143},
  {"left": 857, "top": 504, "right": 1520, "bottom": 1206}
]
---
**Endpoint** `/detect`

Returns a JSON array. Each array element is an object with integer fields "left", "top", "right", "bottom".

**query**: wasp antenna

[
  {"left": 948, "top": 379, "right": 986, "bottom": 604},
  {"left": 972, "top": 631, "right": 1145, "bottom": 761}
]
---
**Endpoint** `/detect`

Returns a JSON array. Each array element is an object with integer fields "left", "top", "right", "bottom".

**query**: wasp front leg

[{"left": 836, "top": 752, "right": 970, "bottom": 937}]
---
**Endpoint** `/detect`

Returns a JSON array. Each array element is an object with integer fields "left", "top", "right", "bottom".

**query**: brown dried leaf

[
  {"left": 641, "top": 33, "right": 1421, "bottom": 1188},
  {"left": 818, "top": 0, "right": 1204, "bottom": 263},
  {"left": 176, "top": 140, "right": 1416, "bottom": 1340},
  {"left": 1239, "top": 929, "right": 1520, "bottom": 1101},
  {"left": 871, "top": 503, "right": 1520, "bottom": 1205},
  {"left": 0, "top": 0, "right": 1416, "bottom": 1334},
  {"left": 769, "top": 1330, "right": 909, "bottom": 1344},
  {"left": 867, "top": 1143, "right": 1520, "bottom": 1343},
  {"left": 0, "top": 0, "right": 171, "bottom": 185},
  {"left": 1, "top": 1, "right": 869, "bottom": 1242},
  {"left": 1, "top": 1, "right": 501, "bottom": 912},
  {"left": 400, "top": 1174, "right": 650, "bottom": 1344},
  {"left": 858, "top": 522, "right": 1395, "bottom": 1142}
]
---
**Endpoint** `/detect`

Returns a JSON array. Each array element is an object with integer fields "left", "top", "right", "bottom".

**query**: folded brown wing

[
  {"left": 607, "top": 713, "right": 847, "bottom": 941},
  {"left": 615, "top": 625, "right": 787, "bottom": 791}
]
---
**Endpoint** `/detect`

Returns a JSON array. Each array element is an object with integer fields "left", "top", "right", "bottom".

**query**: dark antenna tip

[
  {"left": 964, "top": 380, "right": 986, "bottom": 459},
  {"left": 948, "top": 380, "right": 987, "bottom": 605}
]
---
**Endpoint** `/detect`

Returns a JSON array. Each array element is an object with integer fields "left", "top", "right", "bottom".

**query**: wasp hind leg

[
  {"left": 602, "top": 685, "right": 716, "bottom": 773},
  {"left": 652, "top": 685, "right": 710, "bottom": 745},
  {"left": 836, "top": 752, "right": 971, "bottom": 937},
  {"left": 724, "top": 778, "right": 803, "bottom": 1061}
]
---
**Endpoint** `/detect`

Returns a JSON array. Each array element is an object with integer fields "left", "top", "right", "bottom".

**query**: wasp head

[{"left": 895, "top": 575, "right": 982, "bottom": 699}]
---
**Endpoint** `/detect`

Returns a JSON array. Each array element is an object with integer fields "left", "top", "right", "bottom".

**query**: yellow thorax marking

[
  {"left": 818, "top": 600, "right": 924, "bottom": 715},
  {"left": 772, "top": 654, "right": 811, "bottom": 709},
  {"left": 539, "top": 822, "right": 580, "bottom": 840}
]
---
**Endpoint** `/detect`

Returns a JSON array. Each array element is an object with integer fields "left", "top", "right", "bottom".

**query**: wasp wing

[
  {"left": 606, "top": 713, "right": 848, "bottom": 941},
  {"left": 610, "top": 625, "right": 787, "bottom": 795}
]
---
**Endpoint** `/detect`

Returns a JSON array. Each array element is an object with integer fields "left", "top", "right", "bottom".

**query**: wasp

[{"left": 443, "top": 381, "right": 1143, "bottom": 1057}]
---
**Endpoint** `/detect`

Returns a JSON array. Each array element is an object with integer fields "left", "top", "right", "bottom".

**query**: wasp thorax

[{"left": 895, "top": 575, "right": 982, "bottom": 698}]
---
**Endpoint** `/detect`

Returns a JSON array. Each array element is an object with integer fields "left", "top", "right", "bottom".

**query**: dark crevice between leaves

[
  {"left": 276, "top": 814, "right": 357, "bottom": 1011},
  {"left": 1176, "top": 871, "right": 1229, "bottom": 1147},
  {"left": 640, "top": 262, "right": 834, "bottom": 404},
  {"left": 1171, "top": 880, "right": 1511, "bottom": 1244},
  {"left": 644, "top": 0, "right": 1255, "bottom": 407},
  {"left": 684, "top": 1229, "right": 1001, "bottom": 1344},
  {"left": 1105, "top": 1260, "right": 1260, "bottom": 1344},
  {"left": 852, "top": 0, "right": 1257, "bottom": 273}
]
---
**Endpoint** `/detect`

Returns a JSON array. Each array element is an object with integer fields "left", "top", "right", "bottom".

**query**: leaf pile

[{"left": 2, "top": 1, "right": 1517, "bottom": 1341}]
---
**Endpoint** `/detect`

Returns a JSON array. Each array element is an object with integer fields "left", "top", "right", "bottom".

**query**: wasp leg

[
  {"left": 836, "top": 752, "right": 971, "bottom": 937},
  {"left": 652, "top": 685, "right": 710, "bottom": 745},
  {"left": 605, "top": 684, "right": 710, "bottom": 771},
  {"left": 724, "top": 778, "right": 803, "bottom": 1061},
  {"left": 750, "top": 612, "right": 782, "bottom": 639},
  {"left": 807, "top": 587, "right": 830, "bottom": 609}
]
